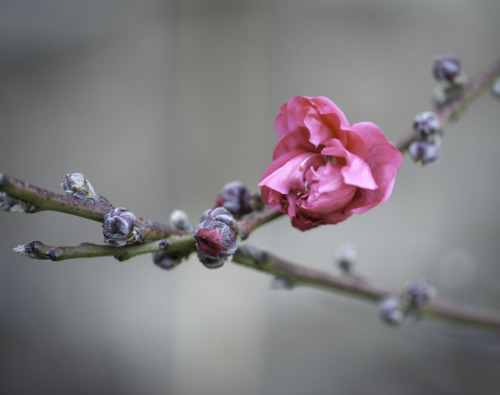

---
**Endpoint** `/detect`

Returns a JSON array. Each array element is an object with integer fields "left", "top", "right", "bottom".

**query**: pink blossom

[{"left": 258, "top": 95, "right": 403, "bottom": 231}]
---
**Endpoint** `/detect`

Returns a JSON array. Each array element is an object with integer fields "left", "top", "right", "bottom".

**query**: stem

[
  {"left": 238, "top": 207, "right": 283, "bottom": 239},
  {"left": 395, "top": 58, "right": 500, "bottom": 152},
  {"left": 232, "top": 245, "right": 500, "bottom": 333},
  {"left": 14, "top": 234, "right": 195, "bottom": 262},
  {"left": 0, "top": 173, "right": 187, "bottom": 241},
  {"left": 0, "top": 173, "right": 113, "bottom": 221}
]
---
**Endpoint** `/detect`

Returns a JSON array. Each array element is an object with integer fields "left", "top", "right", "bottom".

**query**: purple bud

[
  {"left": 215, "top": 181, "right": 252, "bottom": 219},
  {"left": 413, "top": 112, "right": 440, "bottom": 139},
  {"left": 432, "top": 54, "right": 461, "bottom": 82},
  {"left": 103, "top": 207, "right": 138, "bottom": 246},
  {"left": 402, "top": 279, "right": 434, "bottom": 310},
  {"left": 62, "top": 173, "right": 98, "bottom": 201},
  {"left": 193, "top": 207, "right": 238, "bottom": 268},
  {"left": 379, "top": 296, "right": 404, "bottom": 326},
  {"left": 409, "top": 140, "right": 441, "bottom": 166}
]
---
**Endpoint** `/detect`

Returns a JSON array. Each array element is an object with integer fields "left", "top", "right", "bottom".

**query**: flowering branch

[
  {"left": 2, "top": 55, "right": 500, "bottom": 334},
  {"left": 233, "top": 245, "right": 500, "bottom": 333}
]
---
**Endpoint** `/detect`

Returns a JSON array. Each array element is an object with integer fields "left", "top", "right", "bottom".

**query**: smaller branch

[
  {"left": 232, "top": 245, "right": 500, "bottom": 333},
  {"left": 0, "top": 173, "right": 187, "bottom": 241},
  {"left": 14, "top": 234, "right": 196, "bottom": 262},
  {"left": 395, "top": 58, "right": 500, "bottom": 152},
  {"left": 237, "top": 206, "right": 283, "bottom": 240},
  {"left": 0, "top": 173, "right": 113, "bottom": 221}
]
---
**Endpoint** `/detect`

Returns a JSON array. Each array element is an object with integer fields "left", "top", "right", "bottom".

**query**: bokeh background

[{"left": 1, "top": 1, "right": 500, "bottom": 394}]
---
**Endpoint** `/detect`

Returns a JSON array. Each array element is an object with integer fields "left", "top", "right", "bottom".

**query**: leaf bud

[{"left": 62, "top": 173, "right": 99, "bottom": 201}]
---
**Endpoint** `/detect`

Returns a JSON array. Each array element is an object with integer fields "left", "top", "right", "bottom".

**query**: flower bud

[
  {"left": 409, "top": 140, "right": 441, "bottom": 166},
  {"left": 193, "top": 207, "right": 239, "bottom": 268},
  {"left": 169, "top": 209, "right": 191, "bottom": 231},
  {"left": 402, "top": 279, "right": 434, "bottom": 310},
  {"left": 413, "top": 112, "right": 440, "bottom": 139},
  {"left": 379, "top": 296, "right": 404, "bottom": 326},
  {"left": 103, "top": 207, "right": 140, "bottom": 246},
  {"left": 335, "top": 243, "right": 357, "bottom": 275},
  {"left": 153, "top": 250, "right": 183, "bottom": 270},
  {"left": 215, "top": 181, "right": 252, "bottom": 219},
  {"left": 62, "top": 173, "right": 99, "bottom": 201},
  {"left": 432, "top": 54, "right": 461, "bottom": 82}
]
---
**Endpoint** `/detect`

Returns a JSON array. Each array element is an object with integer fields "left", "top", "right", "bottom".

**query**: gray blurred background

[{"left": 1, "top": 0, "right": 500, "bottom": 394}]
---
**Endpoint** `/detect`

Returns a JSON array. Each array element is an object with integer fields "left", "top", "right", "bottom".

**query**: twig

[
  {"left": 14, "top": 234, "right": 195, "bottom": 262},
  {"left": 0, "top": 173, "right": 187, "bottom": 241},
  {"left": 395, "top": 58, "right": 500, "bottom": 152},
  {"left": 238, "top": 206, "right": 283, "bottom": 239},
  {"left": 232, "top": 245, "right": 500, "bottom": 333}
]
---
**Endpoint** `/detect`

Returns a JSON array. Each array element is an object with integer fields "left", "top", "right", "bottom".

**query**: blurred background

[{"left": 1, "top": 0, "right": 500, "bottom": 394}]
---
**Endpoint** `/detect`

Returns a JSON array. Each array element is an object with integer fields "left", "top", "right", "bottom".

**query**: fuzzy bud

[
  {"left": 409, "top": 140, "right": 441, "bottom": 166},
  {"left": 193, "top": 207, "right": 239, "bottom": 268},
  {"left": 402, "top": 279, "right": 435, "bottom": 310},
  {"left": 413, "top": 112, "right": 440, "bottom": 139},
  {"left": 379, "top": 296, "right": 404, "bottom": 327},
  {"left": 432, "top": 54, "right": 461, "bottom": 82},
  {"left": 215, "top": 181, "right": 252, "bottom": 219},
  {"left": 62, "top": 173, "right": 98, "bottom": 201},
  {"left": 103, "top": 207, "right": 140, "bottom": 246},
  {"left": 335, "top": 243, "right": 357, "bottom": 275},
  {"left": 169, "top": 209, "right": 191, "bottom": 231}
]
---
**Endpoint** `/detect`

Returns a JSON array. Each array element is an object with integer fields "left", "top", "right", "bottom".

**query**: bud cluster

[
  {"left": 379, "top": 279, "right": 434, "bottom": 327},
  {"left": 103, "top": 207, "right": 142, "bottom": 247},
  {"left": 409, "top": 112, "right": 442, "bottom": 166},
  {"left": 193, "top": 207, "right": 239, "bottom": 268},
  {"left": 431, "top": 54, "right": 467, "bottom": 112}
]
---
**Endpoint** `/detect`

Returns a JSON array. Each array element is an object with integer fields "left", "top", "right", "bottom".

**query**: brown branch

[{"left": 233, "top": 245, "right": 500, "bottom": 333}]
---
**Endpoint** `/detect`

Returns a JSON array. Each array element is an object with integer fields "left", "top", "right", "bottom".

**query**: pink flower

[{"left": 258, "top": 95, "right": 403, "bottom": 231}]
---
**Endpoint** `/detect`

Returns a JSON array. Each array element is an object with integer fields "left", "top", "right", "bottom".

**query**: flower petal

[{"left": 345, "top": 122, "right": 403, "bottom": 213}]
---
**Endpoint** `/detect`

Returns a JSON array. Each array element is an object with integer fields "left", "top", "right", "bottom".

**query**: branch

[
  {"left": 232, "top": 245, "right": 500, "bottom": 333},
  {"left": 395, "top": 58, "right": 500, "bottom": 152},
  {"left": 238, "top": 206, "right": 283, "bottom": 239},
  {"left": 14, "top": 234, "right": 195, "bottom": 262},
  {"left": 0, "top": 173, "right": 187, "bottom": 241}
]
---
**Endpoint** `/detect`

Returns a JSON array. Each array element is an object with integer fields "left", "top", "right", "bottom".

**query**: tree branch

[
  {"left": 232, "top": 245, "right": 500, "bottom": 333},
  {"left": 14, "top": 234, "right": 195, "bottom": 262},
  {"left": 395, "top": 58, "right": 500, "bottom": 152}
]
